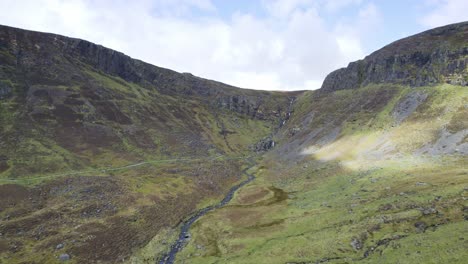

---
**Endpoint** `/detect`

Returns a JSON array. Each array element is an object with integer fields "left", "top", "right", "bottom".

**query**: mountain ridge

[
  {"left": 0, "top": 24, "right": 303, "bottom": 122},
  {"left": 0, "top": 24, "right": 246, "bottom": 95},
  {"left": 321, "top": 21, "right": 468, "bottom": 92}
]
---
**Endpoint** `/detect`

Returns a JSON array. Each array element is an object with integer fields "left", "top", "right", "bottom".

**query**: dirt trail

[{"left": 0, "top": 155, "right": 229, "bottom": 184}]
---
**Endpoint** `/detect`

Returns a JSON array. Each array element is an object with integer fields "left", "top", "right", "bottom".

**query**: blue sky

[{"left": 1, "top": 0, "right": 467, "bottom": 90}]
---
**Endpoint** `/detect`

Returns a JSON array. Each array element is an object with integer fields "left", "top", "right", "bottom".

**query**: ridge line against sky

[{"left": 1, "top": 0, "right": 467, "bottom": 91}]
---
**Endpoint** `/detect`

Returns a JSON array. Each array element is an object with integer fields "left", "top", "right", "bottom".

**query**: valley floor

[{"left": 174, "top": 155, "right": 467, "bottom": 263}]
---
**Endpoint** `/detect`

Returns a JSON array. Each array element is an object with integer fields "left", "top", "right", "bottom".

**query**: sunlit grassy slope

[{"left": 176, "top": 84, "right": 467, "bottom": 263}]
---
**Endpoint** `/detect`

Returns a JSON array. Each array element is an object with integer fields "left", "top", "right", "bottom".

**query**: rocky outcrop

[
  {"left": 217, "top": 95, "right": 262, "bottom": 118},
  {"left": 321, "top": 22, "right": 468, "bottom": 92},
  {"left": 392, "top": 91, "right": 428, "bottom": 124},
  {"left": 252, "top": 136, "right": 275, "bottom": 152},
  {"left": 216, "top": 95, "right": 273, "bottom": 120}
]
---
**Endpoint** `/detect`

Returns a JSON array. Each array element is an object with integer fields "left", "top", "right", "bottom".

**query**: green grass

[
  {"left": 130, "top": 227, "right": 180, "bottom": 264},
  {"left": 83, "top": 67, "right": 140, "bottom": 97},
  {"left": 176, "top": 156, "right": 467, "bottom": 263}
]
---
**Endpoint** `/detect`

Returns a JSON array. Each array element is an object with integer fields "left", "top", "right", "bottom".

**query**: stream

[{"left": 158, "top": 159, "right": 256, "bottom": 264}]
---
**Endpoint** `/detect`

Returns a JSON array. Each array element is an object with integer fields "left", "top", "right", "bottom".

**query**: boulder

[
  {"left": 252, "top": 136, "right": 275, "bottom": 152},
  {"left": 59, "top": 253, "right": 70, "bottom": 261}
]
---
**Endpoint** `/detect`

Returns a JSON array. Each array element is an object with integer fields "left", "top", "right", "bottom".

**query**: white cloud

[
  {"left": 420, "top": 0, "right": 468, "bottom": 28},
  {"left": 333, "top": 3, "right": 381, "bottom": 62},
  {"left": 263, "top": 0, "right": 315, "bottom": 18},
  {"left": 0, "top": 0, "right": 378, "bottom": 90},
  {"left": 323, "top": 0, "right": 363, "bottom": 12}
]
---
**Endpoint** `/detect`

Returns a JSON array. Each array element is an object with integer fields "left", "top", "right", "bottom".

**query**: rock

[
  {"left": 216, "top": 95, "right": 264, "bottom": 118},
  {"left": 392, "top": 92, "right": 428, "bottom": 124},
  {"left": 56, "top": 243, "right": 64, "bottom": 250},
  {"left": 59, "top": 253, "right": 70, "bottom": 261},
  {"left": 416, "top": 182, "right": 428, "bottom": 186},
  {"left": 379, "top": 203, "right": 393, "bottom": 211},
  {"left": 252, "top": 136, "right": 275, "bottom": 152},
  {"left": 414, "top": 221, "right": 427, "bottom": 233},
  {"left": 351, "top": 238, "right": 363, "bottom": 250},
  {"left": 421, "top": 207, "right": 438, "bottom": 215},
  {"left": 289, "top": 127, "right": 301, "bottom": 136},
  {"left": 416, "top": 128, "right": 468, "bottom": 156}
]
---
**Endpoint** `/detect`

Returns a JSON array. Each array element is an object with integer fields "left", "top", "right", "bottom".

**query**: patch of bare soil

[{"left": 238, "top": 188, "right": 270, "bottom": 204}]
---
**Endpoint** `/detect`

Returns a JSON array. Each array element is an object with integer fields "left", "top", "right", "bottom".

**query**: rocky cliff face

[
  {"left": 321, "top": 22, "right": 468, "bottom": 92},
  {"left": 0, "top": 25, "right": 297, "bottom": 120},
  {"left": 0, "top": 25, "right": 230, "bottom": 95}
]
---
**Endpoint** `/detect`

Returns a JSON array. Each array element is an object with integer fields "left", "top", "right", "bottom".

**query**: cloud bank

[{"left": 420, "top": 0, "right": 468, "bottom": 28}]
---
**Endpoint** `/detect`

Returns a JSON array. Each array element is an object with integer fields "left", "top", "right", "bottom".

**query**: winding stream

[{"left": 158, "top": 160, "right": 256, "bottom": 264}]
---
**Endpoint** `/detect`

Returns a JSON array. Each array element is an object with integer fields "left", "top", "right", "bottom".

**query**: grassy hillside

[
  {"left": 0, "top": 65, "right": 289, "bottom": 181},
  {"left": 176, "top": 84, "right": 467, "bottom": 263},
  {"left": 0, "top": 64, "right": 284, "bottom": 263},
  {"left": 0, "top": 25, "right": 297, "bottom": 263}
]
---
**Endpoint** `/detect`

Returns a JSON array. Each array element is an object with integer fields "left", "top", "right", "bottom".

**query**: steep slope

[
  {"left": 177, "top": 23, "right": 468, "bottom": 263},
  {"left": 0, "top": 24, "right": 300, "bottom": 179},
  {"left": 0, "top": 25, "right": 300, "bottom": 263}
]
